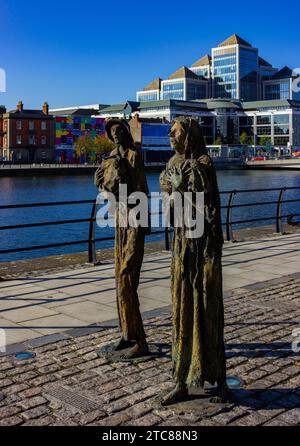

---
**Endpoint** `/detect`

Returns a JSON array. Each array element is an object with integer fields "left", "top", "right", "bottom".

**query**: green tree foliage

[
  {"left": 214, "top": 136, "right": 223, "bottom": 145},
  {"left": 239, "top": 131, "right": 249, "bottom": 145},
  {"left": 74, "top": 135, "right": 94, "bottom": 157},
  {"left": 75, "top": 135, "right": 115, "bottom": 160},
  {"left": 259, "top": 136, "right": 272, "bottom": 147},
  {"left": 93, "top": 135, "right": 115, "bottom": 155}
]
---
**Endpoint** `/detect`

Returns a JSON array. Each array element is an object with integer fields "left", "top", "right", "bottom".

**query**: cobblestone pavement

[{"left": 0, "top": 275, "right": 300, "bottom": 426}]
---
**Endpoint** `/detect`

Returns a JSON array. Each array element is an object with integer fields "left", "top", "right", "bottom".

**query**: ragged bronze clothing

[
  {"left": 160, "top": 152, "right": 226, "bottom": 387},
  {"left": 95, "top": 148, "right": 148, "bottom": 342}
]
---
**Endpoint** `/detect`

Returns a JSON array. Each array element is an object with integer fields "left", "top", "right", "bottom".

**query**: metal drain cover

[
  {"left": 44, "top": 386, "right": 100, "bottom": 413},
  {"left": 15, "top": 352, "right": 35, "bottom": 361},
  {"left": 226, "top": 376, "right": 244, "bottom": 389}
]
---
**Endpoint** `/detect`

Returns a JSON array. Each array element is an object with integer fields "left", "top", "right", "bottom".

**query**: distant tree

[
  {"left": 239, "top": 131, "right": 249, "bottom": 145},
  {"left": 75, "top": 135, "right": 115, "bottom": 163},
  {"left": 93, "top": 135, "right": 115, "bottom": 155},
  {"left": 214, "top": 136, "right": 223, "bottom": 145},
  {"left": 74, "top": 135, "right": 94, "bottom": 158},
  {"left": 259, "top": 136, "right": 272, "bottom": 147}
]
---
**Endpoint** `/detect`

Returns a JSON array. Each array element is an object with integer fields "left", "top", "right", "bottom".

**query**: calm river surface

[{"left": 0, "top": 169, "right": 300, "bottom": 261}]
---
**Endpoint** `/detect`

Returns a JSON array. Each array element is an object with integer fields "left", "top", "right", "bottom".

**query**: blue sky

[{"left": 1, "top": 0, "right": 299, "bottom": 110}]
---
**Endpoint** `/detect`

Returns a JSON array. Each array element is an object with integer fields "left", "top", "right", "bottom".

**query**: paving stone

[
  {"left": 0, "top": 415, "right": 23, "bottom": 426},
  {"left": 17, "top": 396, "right": 48, "bottom": 410},
  {"left": 0, "top": 265, "right": 300, "bottom": 426},
  {"left": 21, "top": 405, "right": 50, "bottom": 421}
]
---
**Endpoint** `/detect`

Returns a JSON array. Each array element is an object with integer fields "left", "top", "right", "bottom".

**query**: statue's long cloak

[
  {"left": 160, "top": 153, "right": 226, "bottom": 387},
  {"left": 95, "top": 147, "right": 149, "bottom": 342}
]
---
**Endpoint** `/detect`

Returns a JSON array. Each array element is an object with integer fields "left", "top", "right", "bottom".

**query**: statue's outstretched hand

[
  {"left": 165, "top": 167, "right": 183, "bottom": 191},
  {"left": 165, "top": 165, "right": 192, "bottom": 191}
]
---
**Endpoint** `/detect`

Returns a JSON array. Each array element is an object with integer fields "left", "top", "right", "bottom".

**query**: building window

[
  {"left": 137, "top": 91, "right": 160, "bottom": 102},
  {"left": 41, "top": 121, "right": 47, "bottom": 130},
  {"left": 257, "top": 115, "right": 272, "bottom": 125},
  {"left": 186, "top": 82, "right": 207, "bottom": 100},
  {"left": 29, "top": 121, "right": 34, "bottom": 130},
  {"left": 162, "top": 81, "right": 184, "bottom": 100},
  {"left": 73, "top": 123, "right": 80, "bottom": 130},
  {"left": 17, "top": 135, "right": 22, "bottom": 145},
  {"left": 41, "top": 136, "right": 47, "bottom": 145},
  {"left": 16, "top": 120, "right": 22, "bottom": 130},
  {"left": 264, "top": 81, "right": 290, "bottom": 100},
  {"left": 85, "top": 123, "right": 92, "bottom": 130},
  {"left": 29, "top": 135, "right": 35, "bottom": 145},
  {"left": 274, "top": 136, "right": 290, "bottom": 146}
]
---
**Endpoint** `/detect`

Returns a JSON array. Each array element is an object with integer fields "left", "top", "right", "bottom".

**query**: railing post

[
  {"left": 88, "top": 200, "right": 97, "bottom": 264},
  {"left": 276, "top": 187, "right": 286, "bottom": 234},
  {"left": 164, "top": 226, "right": 170, "bottom": 251},
  {"left": 226, "top": 191, "right": 236, "bottom": 242}
]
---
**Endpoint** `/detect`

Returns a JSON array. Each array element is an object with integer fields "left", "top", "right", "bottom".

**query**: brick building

[
  {"left": 0, "top": 105, "right": 6, "bottom": 152},
  {"left": 0, "top": 101, "right": 55, "bottom": 163}
]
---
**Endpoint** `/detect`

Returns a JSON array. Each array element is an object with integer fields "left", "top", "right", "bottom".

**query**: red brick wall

[{"left": 5, "top": 117, "right": 55, "bottom": 149}]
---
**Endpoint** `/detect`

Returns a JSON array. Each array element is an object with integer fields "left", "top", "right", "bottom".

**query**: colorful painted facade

[{"left": 55, "top": 116, "right": 106, "bottom": 162}]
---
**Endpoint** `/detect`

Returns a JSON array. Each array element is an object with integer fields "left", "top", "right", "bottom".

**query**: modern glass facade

[
  {"left": 214, "top": 113, "right": 239, "bottom": 144},
  {"left": 239, "top": 116, "right": 254, "bottom": 138},
  {"left": 264, "top": 81, "right": 290, "bottom": 100},
  {"left": 239, "top": 48, "right": 259, "bottom": 101},
  {"left": 191, "top": 67, "right": 210, "bottom": 78},
  {"left": 186, "top": 81, "right": 207, "bottom": 100},
  {"left": 137, "top": 91, "right": 160, "bottom": 102},
  {"left": 162, "top": 81, "right": 184, "bottom": 100},
  {"left": 213, "top": 47, "right": 238, "bottom": 99}
]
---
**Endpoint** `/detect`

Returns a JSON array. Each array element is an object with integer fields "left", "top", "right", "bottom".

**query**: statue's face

[
  {"left": 110, "top": 124, "right": 128, "bottom": 145},
  {"left": 169, "top": 122, "right": 186, "bottom": 154}
]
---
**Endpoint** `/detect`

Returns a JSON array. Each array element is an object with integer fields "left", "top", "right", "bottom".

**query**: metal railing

[
  {"left": 0, "top": 186, "right": 300, "bottom": 264},
  {"left": 0, "top": 163, "right": 98, "bottom": 169}
]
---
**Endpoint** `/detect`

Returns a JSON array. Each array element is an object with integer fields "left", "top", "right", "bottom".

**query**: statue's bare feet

[
  {"left": 120, "top": 340, "right": 149, "bottom": 360},
  {"left": 161, "top": 384, "right": 188, "bottom": 406},
  {"left": 209, "top": 384, "right": 232, "bottom": 404},
  {"left": 112, "top": 337, "right": 133, "bottom": 351}
]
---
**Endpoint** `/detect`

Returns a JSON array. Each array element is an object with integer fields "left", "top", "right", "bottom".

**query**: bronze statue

[
  {"left": 94, "top": 118, "right": 149, "bottom": 359},
  {"left": 160, "top": 117, "right": 230, "bottom": 405}
]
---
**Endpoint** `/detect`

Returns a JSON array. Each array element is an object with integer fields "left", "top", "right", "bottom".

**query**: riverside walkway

[{"left": 0, "top": 232, "right": 300, "bottom": 426}]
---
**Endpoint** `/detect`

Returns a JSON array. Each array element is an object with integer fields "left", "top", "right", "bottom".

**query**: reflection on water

[{"left": 0, "top": 169, "right": 300, "bottom": 262}]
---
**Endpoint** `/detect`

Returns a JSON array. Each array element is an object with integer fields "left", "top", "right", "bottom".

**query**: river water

[{"left": 0, "top": 169, "right": 300, "bottom": 262}]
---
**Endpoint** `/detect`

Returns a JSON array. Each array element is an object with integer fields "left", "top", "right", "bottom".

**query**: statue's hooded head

[
  {"left": 105, "top": 118, "right": 133, "bottom": 148},
  {"left": 169, "top": 117, "right": 207, "bottom": 159}
]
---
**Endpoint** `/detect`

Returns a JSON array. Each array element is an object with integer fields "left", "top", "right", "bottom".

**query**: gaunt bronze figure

[
  {"left": 160, "top": 117, "right": 230, "bottom": 405},
  {"left": 94, "top": 118, "right": 149, "bottom": 359}
]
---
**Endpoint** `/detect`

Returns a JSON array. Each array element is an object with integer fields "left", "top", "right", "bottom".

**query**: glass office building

[
  {"left": 137, "top": 34, "right": 300, "bottom": 103},
  {"left": 212, "top": 37, "right": 259, "bottom": 101}
]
